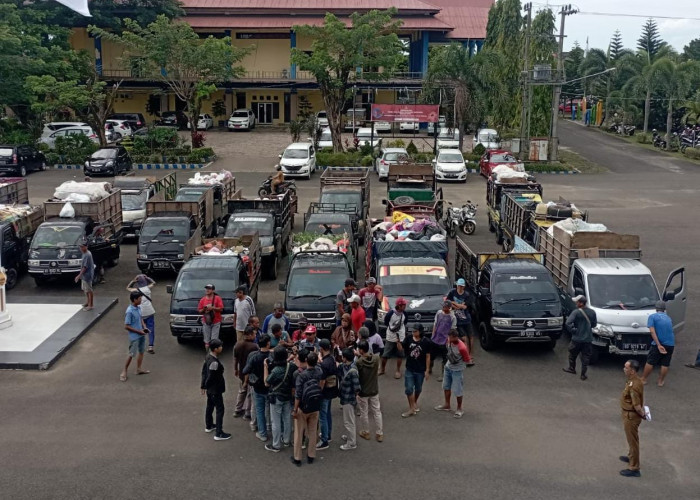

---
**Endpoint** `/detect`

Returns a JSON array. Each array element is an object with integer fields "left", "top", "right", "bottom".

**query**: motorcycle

[
  {"left": 652, "top": 129, "right": 666, "bottom": 149},
  {"left": 258, "top": 175, "right": 297, "bottom": 198},
  {"left": 443, "top": 201, "right": 477, "bottom": 238}
]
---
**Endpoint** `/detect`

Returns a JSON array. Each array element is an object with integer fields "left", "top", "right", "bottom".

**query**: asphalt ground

[{"left": 0, "top": 120, "right": 698, "bottom": 499}]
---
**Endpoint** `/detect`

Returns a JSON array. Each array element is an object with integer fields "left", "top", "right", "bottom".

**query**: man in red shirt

[
  {"left": 348, "top": 295, "right": 366, "bottom": 333},
  {"left": 198, "top": 284, "right": 224, "bottom": 349},
  {"left": 358, "top": 278, "right": 382, "bottom": 321}
]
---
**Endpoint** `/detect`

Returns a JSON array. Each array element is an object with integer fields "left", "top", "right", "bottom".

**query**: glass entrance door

[{"left": 255, "top": 102, "right": 274, "bottom": 124}]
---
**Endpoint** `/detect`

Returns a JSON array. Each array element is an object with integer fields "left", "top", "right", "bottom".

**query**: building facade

[{"left": 69, "top": 0, "right": 492, "bottom": 124}]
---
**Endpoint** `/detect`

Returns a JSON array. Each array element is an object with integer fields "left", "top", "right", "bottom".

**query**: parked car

[
  {"left": 227, "top": 109, "right": 256, "bottom": 131},
  {"left": 278, "top": 142, "right": 317, "bottom": 179},
  {"left": 375, "top": 147, "right": 409, "bottom": 180},
  {"left": 399, "top": 121, "right": 420, "bottom": 132},
  {"left": 433, "top": 148, "right": 467, "bottom": 182},
  {"left": 374, "top": 121, "right": 392, "bottom": 133},
  {"left": 473, "top": 128, "right": 500, "bottom": 150},
  {"left": 479, "top": 150, "right": 524, "bottom": 177},
  {"left": 108, "top": 113, "right": 147, "bottom": 130},
  {"left": 559, "top": 99, "right": 582, "bottom": 115},
  {"left": 104, "top": 122, "right": 117, "bottom": 143},
  {"left": 40, "top": 126, "right": 99, "bottom": 148},
  {"left": 0, "top": 145, "right": 46, "bottom": 177},
  {"left": 318, "top": 128, "right": 333, "bottom": 149},
  {"left": 187, "top": 114, "right": 214, "bottom": 130},
  {"left": 437, "top": 128, "right": 460, "bottom": 149},
  {"left": 41, "top": 122, "right": 89, "bottom": 142},
  {"left": 84, "top": 146, "right": 132, "bottom": 176},
  {"left": 355, "top": 127, "right": 380, "bottom": 148},
  {"left": 158, "top": 111, "right": 187, "bottom": 129},
  {"left": 427, "top": 115, "right": 446, "bottom": 136},
  {"left": 316, "top": 111, "right": 329, "bottom": 128},
  {"left": 106, "top": 119, "right": 133, "bottom": 139},
  {"left": 344, "top": 108, "right": 366, "bottom": 130}
]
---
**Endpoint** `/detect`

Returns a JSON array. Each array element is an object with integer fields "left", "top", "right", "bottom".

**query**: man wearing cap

[
  {"left": 198, "top": 284, "right": 224, "bottom": 349},
  {"left": 121, "top": 291, "right": 150, "bottom": 382},
  {"left": 127, "top": 275, "right": 156, "bottom": 354},
  {"left": 359, "top": 278, "right": 383, "bottom": 321},
  {"left": 291, "top": 318, "right": 309, "bottom": 343},
  {"left": 563, "top": 295, "right": 597, "bottom": 381},
  {"left": 336, "top": 279, "right": 356, "bottom": 326},
  {"left": 348, "top": 294, "right": 366, "bottom": 333},
  {"left": 431, "top": 301, "right": 457, "bottom": 382},
  {"left": 262, "top": 303, "right": 291, "bottom": 336},
  {"left": 641, "top": 301, "right": 675, "bottom": 387},
  {"left": 201, "top": 339, "right": 231, "bottom": 441},
  {"left": 234, "top": 285, "right": 256, "bottom": 344},
  {"left": 381, "top": 298, "right": 407, "bottom": 379},
  {"left": 299, "top": 325, "right": 321, "bottom": 352},
  {"left": 401, "top": 324, "right": 432, "bottom": 418},
  {"left": 74, "top": 241, "right": 94, "bottom": 311},
  {"left": 447, "top": 278, "right": 475, "bottom": 365}
]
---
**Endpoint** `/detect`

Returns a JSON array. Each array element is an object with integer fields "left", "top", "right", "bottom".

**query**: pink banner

[{"left": 370, "top": 104, "right": 440, "bottom": 123}]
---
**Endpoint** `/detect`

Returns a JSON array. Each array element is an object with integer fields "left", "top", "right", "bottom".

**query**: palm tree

[
  {"left": 424, "top": 44, "right": 506, "bottom": 150},
  {"left": 681, "top": 93, "right": 700, "bottom": 125},
  {"left": 651, "top": 59, "right": 700, "bottom": 147}
]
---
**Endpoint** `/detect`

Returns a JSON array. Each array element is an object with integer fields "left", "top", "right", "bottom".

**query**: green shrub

[
  {"left": 406, "top": 140, "right": 418, "bottom": 156},
  {"left": 360, "top": 155, "right": 374, "bottom": 167},
  {"left": 45, "top": 152, "right": 61, "bottom": 165},
  {"left": 684, "top": 148, "right": 700, "bottom": 160},
  {"left": 463, "top": 153, "right": 482, "bottom": 163},
  {"left": 636, "top": 133, "right": 652, "bottom": 144},
  {"left": 412, "top": 152, "right": 434, "bottom": 163},
  {"left": 473, "top": 143, "right": 486, "bottom": 156},
  {"left": 186, "top": 148, "right": 213, "bottom": 163},
  {"left": 147, "top": 126, "right": 180, "bottom": 153},
  {"left": 0, "top": 129, "right": 33, "bottom": 145},
  {"left": 386, "top": 139, "right": 406, "bottom": 148},
  {"left": 359, "top": 143, "right": 374, "bottom": 157},
  {"left": 54, "top": 134, "right": 98, "bottom": 164},
  {"left": 525, "top": 163, "right": 572, "bottom": 172}
]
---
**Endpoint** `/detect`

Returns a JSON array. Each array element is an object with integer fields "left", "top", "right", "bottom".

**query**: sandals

[
  {"left": 147, "top": 347, "right": 155, "bottom": 354},
  {"left": 136, "top": 370, "right": 150, "bottom": 375},
  {"left": 454, "top": 410, "right": 464, "bottom": 419},
  {"left": 119, "top": 374, "right": 127, "bottom": 382},
  {"left": 434, "top": 405, "right": 451, "bottom": 412}
]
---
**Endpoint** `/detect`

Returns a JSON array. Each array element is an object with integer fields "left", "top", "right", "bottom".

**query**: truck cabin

[
  {"left": 304, "top": 213, "right": 354, "bottom": 239},
  {"left": 139, "top": 213, "right": 195, "bottom": 242},
  {"left": 319, "top": 188, "right": 364, "bottom": 216},
  {"left": 225, "top": 212, "right": 276, "bottom": 250},
  {"left": 175, "top": 186, "right": 210, "bottom": 202},
  {"left": 31, "top": 219, "right": 87, "bottom": 251},
  {"left": 285, "top": 253, "right": 350, "bottom": 304}
]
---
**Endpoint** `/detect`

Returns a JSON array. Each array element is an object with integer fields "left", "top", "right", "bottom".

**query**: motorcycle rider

[{"left": 270, "top": 170, "right": 285, "bottom": 196}]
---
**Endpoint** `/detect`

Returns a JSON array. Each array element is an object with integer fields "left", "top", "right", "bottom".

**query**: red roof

[
  {"left": 430, "top": 0, "right": 492, "bottom": 39},
  {"left": 186, "top": 15, "right": 453, "bottom": 31},
  {"left": 181, "top": 0, "right": 441, "bottom": 13}
]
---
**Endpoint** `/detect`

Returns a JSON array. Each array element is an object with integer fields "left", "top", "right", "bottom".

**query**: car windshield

[
  {"left": 283, "top": 149, "right": 308, "bottom": 159},
  {"left": 0, "top": 148, "right": 13, "bottom": 157},
  {"left": 288, "top": 267, "right": 348, "bottom": 299},
  {"left": 384, "top": 152, "right": 407, "bottom": 162},
  {"left": 438, "top": 130, "right": 458, "bottom": 139},
  {"left": 587, "top": 274, "right": 659, "bottom": 309},
  {"left": 493, "top": 273, "right": 559, "bottom": 305},
  {"left": 317, "top": 112, "right": 327, "bottom": 118},
  {"left": 140, "top": 220, "right": 189, "bottom": 240},
  {"left": 320, "top": 131, "right": 332, "bottom": 141},
  {"left": 479, "top": 132, "right": 498, "bottom": 142},
  {"left": 225, "top": 216, "right": 273, "bottom": 237},
  {"left": 438, "top": 152, "right": 463, "bottom": 163},
  {"left": 379, "top": 266, "right": 449, "bottom": 297},
  {"left": 162, "top": 112, "right": 176, "bottom": 117},
  {"left": 91, "top": 149, "right": 117, "bottom": 159},
  {"left": 320, "top": 192, "right": 361, "bottom": 208},
  {"left": 232, "top": 111, "right": 248, "bottom": 118},
  {"left": 491, "top": 153, "right": 517, "bottom": 163},
  {"left": 174, "top": 270, "right": 238, "bottom": 300},
  {"left": 175, "top": 189, "right": 205, "bottom": 201},
  {"left": 31, "top": 226, "right": 84, "bottom": 248},
  {"left": 121, "top": 191, "right": 148, "bottom": 211}
]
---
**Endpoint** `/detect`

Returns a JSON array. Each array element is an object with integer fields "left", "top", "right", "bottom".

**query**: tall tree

[
  {"left": 563, "top": 42, "right": 584, "bottom": 99},
  {"left": 291, "top": 10, "right": 404, "bottom": 152},
  {"left": 608, "top": 30, "right": 625, "bottom": 62},
  {"left": 682, "top": 38, "right": 700, "bottom": 61},
  {"left": 637, "top": 18, "right": 666, "bottom": 64},
  {"left": 528, "top": 8, "right": 556, "bottom": 136},
  {"left": 91, "top": 16, "right": 248, "bottom": 145},
  {"left": 650, "top": 59, "right": 700, "bottom": 147},
  {"left": 424, "top": 44, "right": 506, "bottom": 150}
]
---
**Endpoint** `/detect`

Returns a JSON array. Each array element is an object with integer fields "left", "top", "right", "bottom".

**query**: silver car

[{"left": 375, "top": 147, "right": 409, "bottom": 180}]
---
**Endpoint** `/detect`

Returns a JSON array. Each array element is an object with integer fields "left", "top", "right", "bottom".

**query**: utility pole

[
  {"left": 519, "top": 2, "right": 532, "bottom": 160},
  {"left": 550, "top": 4, "right": 577, "bottom": 162}
]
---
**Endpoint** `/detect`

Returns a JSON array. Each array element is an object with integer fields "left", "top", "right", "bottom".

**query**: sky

[{"left": 535, "top": 0, "right": 699, "bottom": 53}]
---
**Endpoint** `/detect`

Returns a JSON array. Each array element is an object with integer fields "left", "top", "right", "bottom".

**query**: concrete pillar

[
  {"left": 421, "top": 32, "right": 430, "bottom": 76},
  {"left": 290, "top": 31, "right": 297, "bottom": 79},
  {"left": 290, "top": 89, "right": 298, "bottom": 120}
]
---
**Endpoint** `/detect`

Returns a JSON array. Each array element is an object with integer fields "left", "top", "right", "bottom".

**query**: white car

[
  {"left": 433, "top": 149, "right": 467, "bottom": 182},
  {"left": 41, "top": 122, "right": 89, "bottom": 142},
  {"left": 228, "top": 109, "right": 256, "bottom": 131},
  {"left": 278, "top": 142, "right": 317, "bottom": 179},
  {"left": 318, "top": 128, "right": 333, "bottom": 149},
  {"left": 374, "top": 121, "right": 392, "bottom": 133},
  {"left": 399, "top": 121, "right": 420, "bottom": 132},
  {"left": 355, "top": 127, "right": 380, "bottom": 148},
  {"left": 187, "top": 114, "right": 214, "bottom": 130},
  {"left": 106, "top": 119, "right": 133, "bottom": 139},
  {"left": 474, "top": 128, "right": 500, "bottom": 150},
  {"left": 427, "top": 115, "right": 446, "bottom": 136},
  {"left": 316, "top": 111, "right": 329, "bottom": 128},
  {"left": 40, "top": 126, "right": 99, "bottom": 148},
  {"left": 437, "top": 128, "right": 461, "bottom": 149},
  {"left": 375, "top": 147, "right": 409, "bottom": 180}
]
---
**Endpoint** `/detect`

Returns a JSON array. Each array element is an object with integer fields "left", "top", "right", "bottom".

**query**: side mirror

[
  {"left": 275, "top": 164, "right": 281, "bottom": 171},
  {"left": 278, "top": 283, "right": 286, "bottom": 291},
  {"left": 278, "top": 154, "right": 282, "bottom": 159},
  {"left": 381, "top": 199, "right": 387, "bottom": 205},
  {"left": 663, "top": 291, "right": 676, "bottom": 301},
  {"left": 574, "top": 287, "right": 584, "bottom": 297},
  {"left": 166, "top": 285, "right": 173, "bottom": 294},
  {"left": 431, "top": 159, "right": 436, "bottom": 164}
]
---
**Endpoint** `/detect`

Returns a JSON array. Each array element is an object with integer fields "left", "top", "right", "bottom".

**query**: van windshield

[
  {"left": 287, "top": 267, "right": 347, "bottom": 299},
  {"left": 31, "top": 225, "right": 83, "bottom": 248},
  {"left": 175, "top": 270, "right": 237, "bottom": 300},
  {"left": 493, "top": 273, "right": 559, "bottom": 307},
  {"left": 140, "top": 219, "right": 189, "bottom": 240},
  {"left": 587, "top": 275, "right": 659, "bottom": 309},
  {"left": 283, "top": 149, "right": 308, "bottom": 159},
  {"left": 121, "top": 191, "right": 148, "bottom": 211}
]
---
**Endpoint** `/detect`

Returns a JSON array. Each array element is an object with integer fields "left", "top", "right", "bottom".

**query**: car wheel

[
  {"left": 479, "top": 322, "right": 497, "bottom": 351},
  {"left": 19, "top": 165, "right": 27, "bottom": 177},
  {"left": 5, "top": 267, "right": 18, "bottom": 290},
  {"left": 266, "top": 256, "right": 278, "bottom": 280},
  {"left": 544, "top": 338, "right": 557, "bottom": 351}
]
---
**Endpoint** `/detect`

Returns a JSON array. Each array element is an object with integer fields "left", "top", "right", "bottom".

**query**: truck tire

[
  {"left": 176, "top": 336, "right": 187, "bottom": 345},
  {"left": 589, "top": 346, "right": 602, "bottom": 365},
  {"left": 495, "top": 226, "right": 504, "bottom": 245},
  {"left": 5, "top": 267, "right": 18, "bottom": 290},
  {"left": 547, "top": 204, "right": 573, "bottom": 218},
  {"left": 266, "top": 256, "right": 278, "bottom": 280},
  {"left": 479, "top": 322, "right": 498, "bottom": 351},
  {"left": 502, "top": 236, "right": 514, "bottom": 252},
  {"left": 394, "top": 195, "right": 415, "bottom": 205},
  {"left": 544, "top": 338, "right": 557, "bottom": 350}
]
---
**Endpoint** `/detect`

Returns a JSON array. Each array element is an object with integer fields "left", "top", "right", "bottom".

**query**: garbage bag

[{"left": 59, "top": 202, "right": 75, "bottom": 218}]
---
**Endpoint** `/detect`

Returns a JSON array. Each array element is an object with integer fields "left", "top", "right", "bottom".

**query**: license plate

[
  {"left": 312, "top": 322, "right": 333, "bottom": 330},
  {"left": 43, "top": 268, "right": 62, "bottom": 275},
  {"left": 153, "top": 261, "right": 170, "bottom": 269},
  {"left": 234, "top": 125, "right": 241, "bottom": 128},
  {"left": 623, "top": 343, "right": 647, "bottom": 351},
  {"left": 520, "top": 329, "right": 540, "bottom": 338},
  {"left": 445, "top": 174, "right": 457, "bottom": 178}
]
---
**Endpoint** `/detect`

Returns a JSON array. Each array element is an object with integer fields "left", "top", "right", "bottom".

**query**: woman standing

[
  {"left": 127, "top": 274, "right": 156, "bottom": 354},
  {"left": 331, "top": 313, "right": 356, "bottom": 359}
]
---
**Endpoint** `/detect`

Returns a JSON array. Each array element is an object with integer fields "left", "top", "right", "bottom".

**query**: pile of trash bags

[
  {"left": 53, "top": 181, "right": 112, "bottom": 203},
  {"left": 291, "top": 233, "right": 351, "bottom": 255},
  {"left": 549, "top": 218, "right": 608, "bottom": 236},
  {"left": 188, "top": 170, "right": 233, "bottom": 185},
  {"left": 371, "top": 215, "right": 445, "bottom": 242},
  {"left": 491, "top": 165, "right": 532, "bottom": 183},
  {"left": 196, "top": 239, "right": 251, "bottom": 256}
]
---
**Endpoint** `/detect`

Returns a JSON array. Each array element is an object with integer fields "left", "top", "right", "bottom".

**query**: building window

[{"left": 274, "top": 96, "right": 278, "bottom": 101}]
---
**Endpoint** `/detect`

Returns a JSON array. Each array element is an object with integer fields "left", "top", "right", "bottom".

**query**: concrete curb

[
  {"left": 317, "top": 165, "right": 578, "bottom": 174},
  {"left": 51, "top": 161, "right": 213, "bottom": 171}
]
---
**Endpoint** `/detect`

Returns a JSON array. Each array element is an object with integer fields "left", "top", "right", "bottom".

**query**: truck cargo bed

[{"left": 0, "top": 178, "right": 29, "bottom": 205}]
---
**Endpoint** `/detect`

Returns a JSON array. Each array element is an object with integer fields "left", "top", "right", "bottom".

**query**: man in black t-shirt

[
  {"left": 447, "top": 278, "right": 475, "bottom": 365},
  {"left": 318, "top": 339, "right": 338, "bottom": 450},
  {"left": 401, "top": 324, "right": 432, "bottom": 418}
]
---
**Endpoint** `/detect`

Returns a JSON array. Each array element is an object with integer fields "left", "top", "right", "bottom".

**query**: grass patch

[
  {"left": 595, "top": 128, "right": 700, "bottom": 166},
  {"left": 558, "top": 149, "right": 607, "bottom": 174}
]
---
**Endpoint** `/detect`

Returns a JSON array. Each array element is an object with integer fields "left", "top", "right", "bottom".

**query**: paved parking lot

[{"left": 1, "top": 120, "right": 698, "bottom": 499}]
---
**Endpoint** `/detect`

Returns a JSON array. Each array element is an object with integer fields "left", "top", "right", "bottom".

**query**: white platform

[{"left": 0, "top": 304, "right": 83, "bottom": 352}]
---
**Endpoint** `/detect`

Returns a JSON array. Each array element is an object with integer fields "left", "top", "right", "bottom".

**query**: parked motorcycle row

[{"left": 443, "top": 200, "right": 477, "bottom": 238}]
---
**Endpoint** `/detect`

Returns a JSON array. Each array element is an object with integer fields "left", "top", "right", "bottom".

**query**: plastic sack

[
  {"left": 392, "top": 211, "right": 415, "bottom": 224},
  {"left": 59, "top": 202, "right": 75, "bottom": 218},
  {"left": 492, "top": 165, "right": 529, "bottom": 181},
  {"left": 54, "top": 181, "right": 110, "bottom": 201},
  {"left": 63, "top": 193, "right": 92, "bottom": 203},
  {"left": 430, "top": 233, "right": 446, "bottom": 241},
  {"left": 549, "top": 218, "right": 608, "bottom": 236}
]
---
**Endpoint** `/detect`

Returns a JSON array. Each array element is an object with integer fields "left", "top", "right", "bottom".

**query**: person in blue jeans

[
  {"left": 263, "top": 345, "right": 297, "bottom": 452},
  {"left": 243, "top": 334, "right": 272, "bottom": 442},
  {"left": 401, "top": 323, "right": 431, "bottom": 418},
  {"left": 317, "top": 339, "right": 338, "bottom": 450}
]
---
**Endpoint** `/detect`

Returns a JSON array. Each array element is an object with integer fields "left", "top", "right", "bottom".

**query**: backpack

[{"left": 300, "top": 375, "right": 322, "bottom": 413}]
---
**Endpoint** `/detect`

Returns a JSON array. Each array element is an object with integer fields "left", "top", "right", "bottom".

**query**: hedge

[
  {"left": 684, "top": 148, "right": 700, "bottom": 160},
  {"left": 524, "top": 163, "right": 574, "bottom": 172}
]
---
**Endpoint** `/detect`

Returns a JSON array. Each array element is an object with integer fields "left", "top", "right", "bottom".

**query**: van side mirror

[
  {"left": 381, "top": 199, "right": 387, "bottom": 205},
  {"left": 574, "top": 287, "right": 584, "bottom": 297},
  {"left": 166, "top": 285, "right": 173, "bottom": 294},
  {"left": 278, "top": 283, "right": 286, "bottom": 291},
  {"left": 278, "top": 154, "right": 282, "bottom": 159}
]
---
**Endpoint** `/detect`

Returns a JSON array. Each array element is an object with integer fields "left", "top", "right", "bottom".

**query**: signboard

[{"left": 371, "top": 104, "right": 440, "bottom": 123}]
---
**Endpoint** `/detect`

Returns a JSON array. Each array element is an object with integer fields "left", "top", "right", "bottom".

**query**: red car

[
  {"left": 559, "top": 99, "right": 582, "bottom": 115},
  {"left": 479, "top": 150, "right": 522, "bottom": 177}
]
